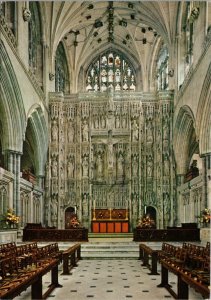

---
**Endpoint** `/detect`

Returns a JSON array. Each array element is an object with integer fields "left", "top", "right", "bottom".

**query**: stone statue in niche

[
  {"left": 93, "top": 114, "right": 99, "bottom": 129},
  {"left": 51, "top": 157, "right": 58, "bottom": 177},
  {"left": 164, "top": 154, "right": 170, "bottom": 176},
  {"left": 82, "top": 120, "right": 89, "bottom": 142},
  {"left": 147, "top": 155, "right": 153, "bottom": 177},
  {"left": 51, "top": 120, "right": 58, "bottom": 142},
  {"left": 82, "top": 155, "right": 89, "bottom": 177},
  {"left": 163, "top": 120, "right": 169, "bottom": 140},
  {"left": 68, "top": 120, "right": 74, "bottom": 143},
  {"left": 117, "top": 153, "right": 124, "bottom": 177},
  {"left": 147, "top": 122, "right": 153, "bottom": 143},
  {"left": 131, "top": 119, "right": 139, "bottom": 141},
  {"left": 96, "top": 153, "right": 103, "bottom": 178},
  {"left": 67, "top": 156, "right": 74, "bottom": 178},
  {"left": 82, "top": 193, "right": 88, "bottom": 216},
  {"left": 122, "top": 114, "right": 127, "bottom": 128},
  {"left": 107, "top": 131, "right": 114, "bottom": 169},
  {"left": 115, "top": 115, "right": 120, "bottom": 128}
]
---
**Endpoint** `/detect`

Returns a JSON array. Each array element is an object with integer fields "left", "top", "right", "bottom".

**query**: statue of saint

[
  {"left": 51, "top": 121, "right": 58, "bottom": 142},
  {"left": 132, "top": 119, "right": 139, "bottom": 141},
  {"left": 82, "top": 120, "right": 89, "bottom": 142},
  {"left": 82, "top": 156, "right": 89, "bottom": 177},
  {"left": 68, "top": 120, "right": 74, "bottom": 143},
  {"left": 67, "top": 158, "right": 74, "bottom": 178},
  {"left": 51, "top": 158, "right": 58, "bottom": 177},
  {"left": 96, "top": 154, "right": 103, "bottom": 178}
]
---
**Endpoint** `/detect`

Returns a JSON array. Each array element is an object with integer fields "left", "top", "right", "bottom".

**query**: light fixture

[
  {"left": 119, "top": 20, "right": 127, "bottom": 27},
  {"left": 94, "top": 20, "right": 103, "bottom": 28}
]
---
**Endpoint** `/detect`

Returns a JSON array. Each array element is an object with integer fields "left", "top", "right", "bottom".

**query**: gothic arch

[
  {"left": 0, "top": 40, "right": 26, "bottom": 153},
  {"left": 22, "top": 105, "right": 48, "bottom": 177},
  {"left": 173, "top": 105, "right": 198, "bottom": 175},
  {"left": 196, "top": 63, "right": 211, "bottom": 154}
]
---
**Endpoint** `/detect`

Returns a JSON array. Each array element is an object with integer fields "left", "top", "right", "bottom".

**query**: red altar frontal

[{"left": 92, "top": 209, "right": 129, "bottom": 233}]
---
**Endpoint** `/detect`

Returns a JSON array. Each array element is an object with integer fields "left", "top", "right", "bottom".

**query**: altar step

[{"left": 81, "top": 241, "right": 139, "bottom": 260}]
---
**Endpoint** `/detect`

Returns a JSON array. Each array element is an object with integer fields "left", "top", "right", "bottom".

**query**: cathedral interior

[{"left": 0, "top": 1, "right": 210, "bottom": 234}]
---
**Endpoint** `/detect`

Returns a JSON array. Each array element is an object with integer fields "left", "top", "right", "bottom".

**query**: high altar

[
  {"left": 46, "top": 90, "right": 175, "bottom": 231},
  {"left": 92, "top": 209, "right": 129, "bottom": 233}
]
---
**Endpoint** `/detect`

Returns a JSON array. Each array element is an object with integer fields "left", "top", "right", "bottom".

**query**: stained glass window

[{"left": 86, "top": 50, "right": 136, "bottom": 92}]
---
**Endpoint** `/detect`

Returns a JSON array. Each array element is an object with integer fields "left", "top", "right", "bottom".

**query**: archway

[
  {"left": 146, "top": 206, "right": 156, "bottom": 228},
  {"left": 65, "top": 206, "right": 76, "bottom": 229}
]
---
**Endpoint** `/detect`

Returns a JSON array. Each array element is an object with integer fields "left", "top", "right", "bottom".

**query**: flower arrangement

[
  {"left": 0, "top": 208, "right": 20, "bottom": 228},
  {"left": 197, "top": 208, "right": 211, "bottom": 225},
  {"left": 137, "top": 214, "right": 156, "bottom": 228}
]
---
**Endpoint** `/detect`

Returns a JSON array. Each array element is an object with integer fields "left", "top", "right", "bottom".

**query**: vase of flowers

[
  {"left": 137, "top": 214, "right": 156, "bottom": 228},
  {"left": 0, "top": 208, "right": 20, "bottom": 229},
  {"left": 197, "top": 208, "right": 211, "bottom": 228}
]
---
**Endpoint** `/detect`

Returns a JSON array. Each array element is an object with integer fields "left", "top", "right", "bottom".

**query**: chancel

[{"left": 0, "top": 1, "right": 210, "bottom": 299}]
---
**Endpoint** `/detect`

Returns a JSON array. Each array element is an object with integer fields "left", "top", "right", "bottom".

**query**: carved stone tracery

[{"left": 46, "top": 91, "right": 175, "bottom": 229}]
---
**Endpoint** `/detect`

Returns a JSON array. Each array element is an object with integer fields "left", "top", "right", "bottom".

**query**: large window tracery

[
  {"left": 55, "top": 42, "right": 69, "bottom": 93},
  {"left": 156, "top": 45, "right": 169, "bottom": 91},
  {"left": 28, "top": 2, "right": 43, "bottom": 87},
  {"left": 86, "top": 50, "right": 136, "bottom": 92}
]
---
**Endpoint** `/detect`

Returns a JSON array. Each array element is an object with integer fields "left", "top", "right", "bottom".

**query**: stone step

[{"left": 81, "top": 242, "right": 139, "bottom": 260}]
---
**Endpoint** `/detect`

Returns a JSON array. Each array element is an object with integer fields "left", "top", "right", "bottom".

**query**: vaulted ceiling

[{"left": 41, "top": 1, "right": 180, "bottom": 90}]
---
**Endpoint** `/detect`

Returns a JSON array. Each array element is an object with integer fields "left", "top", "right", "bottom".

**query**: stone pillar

[
  {"left": 202, "top": 153, "right": 211, "bottom": 208},
  {"left": 4, "top": 150, "right": 21, "bottom": 216}
]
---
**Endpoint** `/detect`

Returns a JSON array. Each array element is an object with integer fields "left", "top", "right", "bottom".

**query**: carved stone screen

[{"left": 46, "top": 90, "right": 175, "bottom": 231}]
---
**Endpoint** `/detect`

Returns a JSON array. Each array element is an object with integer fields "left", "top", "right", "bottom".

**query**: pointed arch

[
  {"left": 173, "top": 105, "right": 198, "bottom": 174},
  {"left": 196, "top": 63, "right": 211, "bottom": 154},
  {"left": 21, "top": 105, "right": 48, "bottom": 177},
  {"left": 0, "top": 40, "right": 26, "bottom": 153}
]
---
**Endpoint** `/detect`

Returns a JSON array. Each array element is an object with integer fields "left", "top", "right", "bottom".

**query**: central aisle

[{"left": 15, "top": 239, "right": 204, "bottom": 300}]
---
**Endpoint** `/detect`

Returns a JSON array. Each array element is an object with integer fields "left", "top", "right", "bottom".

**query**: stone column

[
  {"left": 4, "top": 150, "right": 21, "bottom": 216},
  {"left": 202, "top": 153, "right": 211, "bottom": 208}
]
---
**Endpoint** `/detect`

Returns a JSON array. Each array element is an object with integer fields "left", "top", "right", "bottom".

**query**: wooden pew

[
  {"left": 0, "top": 258, "right": 62, "bottom": 300},
  {"left": 139, "top": 243, "right": 160, "bottom": 275},
  {"left": 62, "top": 243, "right": 81, "bottom": 275},
  {"left": 157, "top": 243, "right": 210, "bottom": 299}
]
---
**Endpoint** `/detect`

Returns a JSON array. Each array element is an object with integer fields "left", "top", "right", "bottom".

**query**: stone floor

[{"left": 15, "top": 239, "right": 205, "bottom": 300}]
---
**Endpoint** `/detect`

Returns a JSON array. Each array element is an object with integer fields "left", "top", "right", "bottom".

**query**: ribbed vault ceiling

[{"left": 43, "top": 1, "right": 179, "bottom": 72}]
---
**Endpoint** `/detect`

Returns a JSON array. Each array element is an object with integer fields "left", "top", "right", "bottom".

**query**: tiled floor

[{"left": 16, "top": 255, "right": 204, "bottom": 300}]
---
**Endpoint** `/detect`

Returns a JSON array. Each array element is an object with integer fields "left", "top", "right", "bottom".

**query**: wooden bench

[
  {"left": 139, "top": 243, "right": 160, "bottom": 275},
  {"left": 62, "top": 243, "right": 81, "bottom": 275},
  {"left": 157, "top": 242, "right": 210, "bottom": 299},
  {"left": 0, "top": 257, "right": 62, "bottom": 299}
]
